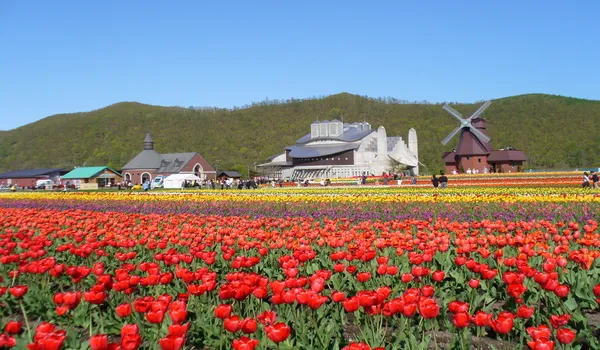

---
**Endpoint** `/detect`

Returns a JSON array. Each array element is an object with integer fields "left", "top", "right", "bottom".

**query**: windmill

[
  {"left": 440, "top": 101, "right": 494, "bottom": 174},
  {"left": 440, "top": 101, "right": 528, "bottom": 174},
  {"left": 441, "top": 101, "right": 492, "bottom": 146}
]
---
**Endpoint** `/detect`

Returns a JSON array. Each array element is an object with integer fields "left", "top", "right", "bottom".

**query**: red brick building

[
  {"left": 441, "top": 102, "right": 527, "bottom": 174},
  {"left": 121, "top": 133, "right": 215, "bottom": 184},
  {"left": 441, "top": 117, "right": 526, "bottom": 174},
  {"left": 0, "top": 168, "right": 68, "bottom": 188}
]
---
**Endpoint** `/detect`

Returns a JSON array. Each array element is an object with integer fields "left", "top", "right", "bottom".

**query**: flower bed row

[{"left": 0, "top": 207, "right": 599, "bottom": 349}]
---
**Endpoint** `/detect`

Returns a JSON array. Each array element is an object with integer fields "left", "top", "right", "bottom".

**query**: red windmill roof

[{"left": 455, "top": 117, "right": 492, "bottom": 156}]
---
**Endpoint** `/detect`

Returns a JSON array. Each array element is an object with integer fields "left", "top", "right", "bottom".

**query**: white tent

[{"left": 163, "top": 174, "right": 202, "bottom": 189}]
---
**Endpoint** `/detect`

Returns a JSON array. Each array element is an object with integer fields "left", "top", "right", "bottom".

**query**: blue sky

[{"left": 0, "top": 1, "right": 598, "bottom": 129}]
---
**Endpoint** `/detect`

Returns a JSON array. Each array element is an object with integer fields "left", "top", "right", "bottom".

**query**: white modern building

[{"left": 258, "top": 120, "right": 419, "bottom": 179}]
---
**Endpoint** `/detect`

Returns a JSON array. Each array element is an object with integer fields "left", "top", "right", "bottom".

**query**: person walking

[
  {"left": 583, "top": 172, "right": 591, "bottom": 188},
  {"left": 431, "top": 174, "right": 439, "bottom": 188},
  {"left": 439, "top": 172, "right": 449, "bottom": 189},
  {"left": 591, "top": 171, "right": 599, "bottom": 189}
]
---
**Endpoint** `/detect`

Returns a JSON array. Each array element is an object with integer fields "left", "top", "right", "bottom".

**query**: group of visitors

[
  {"left": 453, "top": 167, "right": 491, "bottom": 175},
  {"left": 431, "top": 172, "right": 449, "bottom": 189},
  {"left": 583, "top": 171, "right": 599, "bottom": 189}
]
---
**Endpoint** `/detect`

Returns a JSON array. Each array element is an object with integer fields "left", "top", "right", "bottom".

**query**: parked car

[
  {"left": 36, "top": 179, "right": 54, "bottom": 189},
  {"left": 151, "top": 176, "right": 165, "bottom": 189}
]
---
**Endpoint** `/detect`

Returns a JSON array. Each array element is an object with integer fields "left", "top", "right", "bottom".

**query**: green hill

[{"left": 1, "top": 93, "right": 599, "bottom": 174}]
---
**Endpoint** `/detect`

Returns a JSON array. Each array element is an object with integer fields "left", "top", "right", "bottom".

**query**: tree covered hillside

[{"left": 0, "top": 93, "right": 599, "bottom": 174}]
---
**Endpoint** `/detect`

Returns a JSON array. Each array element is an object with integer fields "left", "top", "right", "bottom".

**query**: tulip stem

[
  {"left": 19, "top": 300, "right": 32, "bottom": 342},
  {"left": 98, "top": 306, "right": 104, "bottom": 334}
]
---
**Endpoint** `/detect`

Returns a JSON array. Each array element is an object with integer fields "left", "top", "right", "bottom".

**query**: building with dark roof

[
  {"left": 258, "top": 120, "right": 419, "bottom": 180},
  {"left": 0, "top": 168, "right": 68, "bottom": 187},
  {"left": 217, "top": 171, "right": 242, "bottom": 180},
  {"left": 61, "top": 166, "right": 122, "bottom": 189},
  {"left": 121, "top": 133, "right": 215, "bottom": 184},
  {"left": 442, "top": 117, "right": 527, "bottom": 174}
]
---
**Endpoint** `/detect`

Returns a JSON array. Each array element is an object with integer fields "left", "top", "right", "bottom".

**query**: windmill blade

[
  {"left": 469, "top": 125, "right": 491, "bottom": 144},
  {"left": 441, "top": 126, "right": 463, "bottom": 145},
  {"left": 468, "top": 101, "right": 492, "bottom": 120},
  {"left": 442, "top": 104, "right": 465, "bottom": 123}
]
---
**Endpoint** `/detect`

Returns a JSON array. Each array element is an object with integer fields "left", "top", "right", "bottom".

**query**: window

[
  {"left": 478, "top": 158, "right": 481, "bottom": 163},
  {"left": 345, "top": 157, "right": 348, "bottom": 160},
  {"left": 466, "top": 156, "right": 470, "bottom": 160},
  {"left": 141, "top": 173, "right": 151, "bottom": 183}
]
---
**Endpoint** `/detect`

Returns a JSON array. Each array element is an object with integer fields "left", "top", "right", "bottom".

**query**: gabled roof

[
  {"left": 218, "top": 171, "right": 242, "bottom": 178},
  {"left": 157, "top": 153, "right": 197, "bottom": 173},
  {"left": 296, "top": 128, "right": 374, "bottom": 144},
  {"left": 121, "top": 150, "right": 164, "bottom": 170},
  {"left": 61, "top": 166, "right": 121, "bottom": 179},
  {"left": 0, "top": 168, "right": 67, "bottom": 179},
  {"left": 442, "top": 152, "right": 458, "bottom": 163},
  {"left": 285, "top": 143, "right": 359, "bottom": 158},
  {"left": 487, "top": 150, "right": 527, "bottom": 162}
]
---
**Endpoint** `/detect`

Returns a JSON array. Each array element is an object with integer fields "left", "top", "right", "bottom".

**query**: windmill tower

[{"left": 441, "top": 101, "right": 493, "bottom": 173}]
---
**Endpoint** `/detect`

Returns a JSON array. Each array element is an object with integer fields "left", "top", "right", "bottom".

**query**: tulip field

[{"left": 0, "top": 186, "right": 600, "bottom": 349}]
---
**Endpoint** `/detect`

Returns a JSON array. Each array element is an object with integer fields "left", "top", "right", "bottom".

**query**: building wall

[
  {"left": 122, "top": 169, "right": 157, "bottom": 184},
  {"left": 444, "top": 164, "right": 458, "bottom": 175},
  {"left": 0, "top": 177, "right": 48, "bottom": 187},
  {"left": 0, "top": 171, "right": 63, "bottom": 187},
  {"left": 458, "top": 155, "right": 488, "bottom": 173},
  {"left": 492, "top": 161, "right": 524, "bottom": 173},
  {"left": 291, "top": 150, "right": 354, "bottom": 166},
  {"left": 179, "top": 153, "right": 216, "bottom": 180}
]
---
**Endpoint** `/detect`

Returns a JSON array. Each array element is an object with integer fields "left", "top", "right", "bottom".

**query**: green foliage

[{"left": 0, "top": 93, "right": 598, "bottom": 173}]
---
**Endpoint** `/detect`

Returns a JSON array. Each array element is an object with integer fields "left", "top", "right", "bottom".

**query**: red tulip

[
  {"left": 168, "top": 302, "right": 188, "bottom": 324},
  {"left": 224, "top": 316, "right": 242, "bottom": 333},
  {"left": 55, "top": 305, "right": 70, "bottom": 316},
  {"left": 401, "top": 273, "right": 413, "bottom": 283},
  {"left": 4, "top": 321, "right": 22, "bottom": 335},
  {"left": 0, "top": 335, "right": 16, "bottom": 348},
  {"left": 332, "top": 291, "right": 346, "bottom": 303},
  {"left": 506, "top": 283, "right": 526, "bottom": 299},
  {"left": 473, "top": 311, "right": 492, "bottom": 327},
  {"left": 527, "top": 325, "right": 552, "bottom": 341},
  {"left": 554, "top": 285, "right": 569, "bottom": 298},
  {"left": 356, "top": 272, "right": 371, "bottom": 283},
  {"left": 84, "top": 290, "right": 106, "bottom": 305},
  {"left": 214, "top": 304, "right": 232, "bottom": 319},
  {"left": 431, "top": 270, "right": 445, "bottom": 282},
  {"left": 8, "top": 286, "right": 28, "bottom": 299},
  {"left": 146, "top": 310, "right": 165, "bottom": 324},
  {"left": 556, "top": 328, "right": 576, "bottom": 344},
  {"left": 168, "top": 323, "right": 189, "bottom": 337},
  {"left": 89, "top": 334, "right": 108, "bottom": 350},
  {"left": 342, "top": 297, "right": 360, "bottom": 312},
  {"left": 113, "top": 304, "right": 130, "bottom": 318},
  {"left": 159, "top": 335, "right": 185, "bottom": 350},
  {"left": 418, "top": 298, "right": 439, "bottom": 319},
  {"left": 549, "top": 314, "right": 570, "bottom": 329},
  {"left": 241, "top": 318, "right": 257, "bottom": 334},
  {"left": 516, "top": 305, "right": 534, "bottom": 319},
  {"left": 468, "top": 279, "right": 480, "bottom": 289},
  {"left": 527, "top": 339, "right": 555, "bottom": 350},
  {"left": 452, "top": 312, "right": 470, "bottom": 328},
  {"left": 491, "top": 313, "right": 514, "bottom": 334},
  {"left": 257, "top": 310, "right": 277, "bottom": 326},
  {"left": 420, "top": 285, "right": 434, "bottom": 297},
  {"left": 232, "top": 336, "right": 259, "bottom": 350},
  {"left": 265, "top": 323, "right": 291, "bottom": 344},
  {"left": 593, "top": 284, "right": 600, "bottom": 297},
  {"left": 334, "top": 264, "right": 345, "bottom": 273}
]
